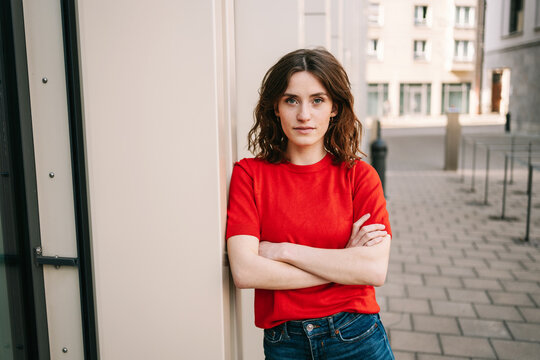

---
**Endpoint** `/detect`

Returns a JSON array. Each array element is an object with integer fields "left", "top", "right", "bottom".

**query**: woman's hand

[
  {"left": 345, "top": 213, "right": 387, "bottom": 248},
  {"left": 259, "top": 241, "right": 286, "bottom": 261}
]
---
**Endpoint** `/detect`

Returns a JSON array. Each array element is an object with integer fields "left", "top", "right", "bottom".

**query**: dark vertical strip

[
  {"left": 0, "top": 3, "right": 29, "bottom": 358},
  {"left": 5, "top": 0, "right": 50, "bottom": 358},
  {"left": 59, "top": 1, "right": 98, "bottom": 359}
]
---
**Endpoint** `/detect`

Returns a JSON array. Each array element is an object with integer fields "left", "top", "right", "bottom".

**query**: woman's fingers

[
  {"left": 358, "top": 223, "right": 385, "bottom": 234},
  {"left": 363, "top": 237, "right": 383, "bottom": 247},
  {"left": 364, "top": 234, "right": 392, "bottom": 247},
  {"left": 348, "top": 227, "right": 387, "bottom": 248},
  {"left": 357, "top": 230, "right": 387, "bottom": 246},
  {"left": 351, "top": 213, "right": 371, "bottom": 234},
  {"left": 347, "top": 214, "right": 371, "bottom": 248},
  {"left": 347, "top": 214, "right": 388, "bottom": 248},
  {"left": 348, "top": 224, "right": 385, "bottom": 246}
]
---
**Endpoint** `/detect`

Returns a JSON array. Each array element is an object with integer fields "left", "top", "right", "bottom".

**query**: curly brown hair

[{"left": 248, "top": 48, "right": 363, "bottom": 166}]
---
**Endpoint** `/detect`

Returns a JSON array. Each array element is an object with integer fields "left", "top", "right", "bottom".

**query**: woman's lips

[{"left": 294, "top": 127, "right": 315, "bottom": 134}]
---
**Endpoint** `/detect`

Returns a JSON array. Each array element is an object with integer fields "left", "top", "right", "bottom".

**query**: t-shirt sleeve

[
  {"left": 226, "top": 160, "right": 261, "bottom": 240},
  {"left": 352, "top": 162, "right": 392, "bottom": 238}
]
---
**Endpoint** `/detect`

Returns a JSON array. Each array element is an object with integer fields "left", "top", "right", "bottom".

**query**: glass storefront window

[
  {"left": 367, "top": 83, "right": 388, "bottom": 116},
  {"left": 441, "top": 83, "right": 471, "bottom": 114},
  {"left": 399, "top": 83, "right": 431, "bottom": 115}
]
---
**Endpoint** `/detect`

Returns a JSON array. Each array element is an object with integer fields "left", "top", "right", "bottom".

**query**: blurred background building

[
  {"left": 480, "top": 0, "right": 540, "bottom": 132},
  {"left": 366, "top": 0, "right": 480, "bottom": 128}
]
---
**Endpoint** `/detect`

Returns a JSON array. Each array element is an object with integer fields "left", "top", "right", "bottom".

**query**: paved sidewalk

[{"left": 377, "top": 129, "right": 540, "bottom": 360}]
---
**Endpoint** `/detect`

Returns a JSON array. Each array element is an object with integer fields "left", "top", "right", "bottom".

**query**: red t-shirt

[{"left": 226, "top": 153, "right": 391, "bottom": 329}]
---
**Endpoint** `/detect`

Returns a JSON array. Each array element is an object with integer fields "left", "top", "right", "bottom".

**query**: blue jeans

[{"left": 263, "top": 312, "right": 394, "bottom": 360}]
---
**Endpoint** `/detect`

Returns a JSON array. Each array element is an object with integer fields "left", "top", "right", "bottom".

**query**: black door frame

[
  {"left": 0, "top": 3, "right": 36, "bottom": 357},
  {"left": 3, "top": 0, "right": 98, "bottom": 358},
  {"left": 59, "top": 1, "right": 98, "bottom": 358},
  {"left": 1, "top": 0, "right": 49, "bottom": 358}
]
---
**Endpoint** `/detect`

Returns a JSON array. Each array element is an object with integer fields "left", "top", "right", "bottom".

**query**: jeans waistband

[{"left": 277, "top": 312, "right": 378, "bottom": 337}]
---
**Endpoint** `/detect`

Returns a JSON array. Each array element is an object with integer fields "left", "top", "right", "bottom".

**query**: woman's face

[{"left": 275, "top": 71, "right": 337, "bottom": 157}]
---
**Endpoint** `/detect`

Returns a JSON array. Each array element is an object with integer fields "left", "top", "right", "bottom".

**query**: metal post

[
  {"left": 484, "top": 146, "right": 490, "bottom": 205},
  {"left": 501, "top": 154, "right": 508, "bottom": 219},
  {"left": 370, "top": 120, "right": 387, "bottom": 196},
  {"left": 524, "top": 163, "right": 533, "bottom": 242},
  {"left": 527, "top": 142, "right": 532, "bottom": 195},
  {"left": 471, "top": 141, "right": 477, "bottom": 192},
  {"left": 460, "top": 137, "right": 466, "bottom": 182},
  {"left": 510, "top": 136, "right": 515, "bottom": 184}
]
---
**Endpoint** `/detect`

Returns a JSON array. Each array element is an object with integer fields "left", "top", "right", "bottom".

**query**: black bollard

[
  {"left": 371, "top": 120, "right": 388, "bottom": 196},
  {"left": 505, "top": 112, "right": 511, "bottom": 133}
]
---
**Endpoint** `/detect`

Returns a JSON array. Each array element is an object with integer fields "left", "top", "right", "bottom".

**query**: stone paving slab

[
  {"left": 490, "top": 339, "right": 540, "bottom": 360},
  {"left": 473, "top": 304, "right": 524, "bottom": 321},
  {"left": 390, "top": 330, "right": 441, "bottom": 354},
  {"left": 377, "top": 131, "right": 540, "bottom": 359},
  {"left": 440, "top": 335, "right": 496, "bottom": 358},
  {"left": 412, "top": 314, "right": 460, "bottom": 334},
  {"left": 458, "top": 318, "right": 511, "bottom": 338}
]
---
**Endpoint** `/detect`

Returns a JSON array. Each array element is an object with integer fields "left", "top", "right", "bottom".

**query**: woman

[{"left": 226, "top": 48, "right": 394, "bottom": 360}]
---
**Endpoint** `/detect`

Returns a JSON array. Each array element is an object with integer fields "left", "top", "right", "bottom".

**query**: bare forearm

[
  {"left": 276, "top": 237, "right": 391, "bottom": 286},
  {"left": 232, "top": 255, "right": 328, "bottom": 290},
  {"left": 227, "top": 235, "right": 329, "bottom": 290}
]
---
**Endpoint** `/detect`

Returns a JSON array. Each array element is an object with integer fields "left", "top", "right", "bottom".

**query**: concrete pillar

[{"left": 445, "top": 112, "right": 462, "bottom": 171}]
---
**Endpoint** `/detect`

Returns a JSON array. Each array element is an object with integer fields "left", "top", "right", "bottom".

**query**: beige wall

[{"left": 77, "top": 0, "right": 233, "bottom": 358}]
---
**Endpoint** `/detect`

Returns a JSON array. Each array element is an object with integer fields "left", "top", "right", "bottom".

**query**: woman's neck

[{"left": 286, "top": 146, "right": 327, "bottom": 165}]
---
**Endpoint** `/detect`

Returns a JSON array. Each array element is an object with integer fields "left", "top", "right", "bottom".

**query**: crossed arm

[{"left": 227, "top": 214, "right": 391, "bottom": 290}]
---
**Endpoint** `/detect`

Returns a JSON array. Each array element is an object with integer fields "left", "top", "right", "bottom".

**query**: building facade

[
  {"left": 366, "top": 0, "right": 479, "bottom": 127},
  {"left": 0, "top": 1, "right": 365, "bottom": 359},
  {"left": 481, "top": 0, "right": 540, "bottom": 132}
]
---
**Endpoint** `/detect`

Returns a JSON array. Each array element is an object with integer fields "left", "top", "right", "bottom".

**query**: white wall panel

[{"left": 76, "top": 0, "right": 227, "bottom": 358}]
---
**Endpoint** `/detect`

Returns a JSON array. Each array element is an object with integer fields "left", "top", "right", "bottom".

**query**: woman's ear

[
  {"left": 331, "top": 103, "right": 338, "bottom": 117},
  {"left": 274, "top": 104, "right": 280, "bottom": 117}
]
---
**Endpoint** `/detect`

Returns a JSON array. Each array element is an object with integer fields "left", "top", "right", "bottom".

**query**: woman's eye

[
  {"left": 285, "top": 98, "right": 297, "bottom": 104},
  {"left": 313, "top": 98, "right": 323, "bottom": 104}
]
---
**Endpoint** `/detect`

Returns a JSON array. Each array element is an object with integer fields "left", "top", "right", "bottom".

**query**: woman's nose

[{"left": 297, "top": 104, "right": 310, "bottom": 121}]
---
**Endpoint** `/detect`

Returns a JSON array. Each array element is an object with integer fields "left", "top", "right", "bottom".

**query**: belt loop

[
  {"left": 328, "top": 315, "right": 336, "bottom": 338},
  {"left": 282, "top": 322, "right": 290, "bottom": 340}
]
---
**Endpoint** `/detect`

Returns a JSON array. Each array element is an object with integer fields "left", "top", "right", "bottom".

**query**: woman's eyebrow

[{"left": 282, "top": 92, "right": 328, "bottom": 97}]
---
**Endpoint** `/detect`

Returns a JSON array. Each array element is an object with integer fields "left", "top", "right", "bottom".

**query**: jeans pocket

[
  {"left": 263, "top": 327, "right": 284, "bottom": 344},
  {"left": 335, "top": 313, "right": 380, "bottom": 343}
]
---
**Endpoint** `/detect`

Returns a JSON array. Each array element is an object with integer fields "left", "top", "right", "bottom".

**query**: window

[
  {"left": 454, "top": 40, "right": 474, "bottom": 61},
  {"left": 413, "top": 40, "right": 427, "bottom": 60},
  {"left": 455, "top": 6, "right": 475, "bottom": 27},
  {"left": 367, "top": 84, "right": 389, "bottom": 116},
  {"left": 367, "top": 39, "right": 383, "bottom": 60},
  {"left": 414, "top": 6, "right": 428, "bottom": 25},
  {"left": 441, "top": 83, "right": 471, "bottom": 114},
  {"left": 509, "top": 0, "right": 524, "bottom": 33},
  {"left": 368, "top": 2, "right": 382, "bottom": 25},
  {"left": 400, "top": 83, "right": 431, "bottom": 115}
]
